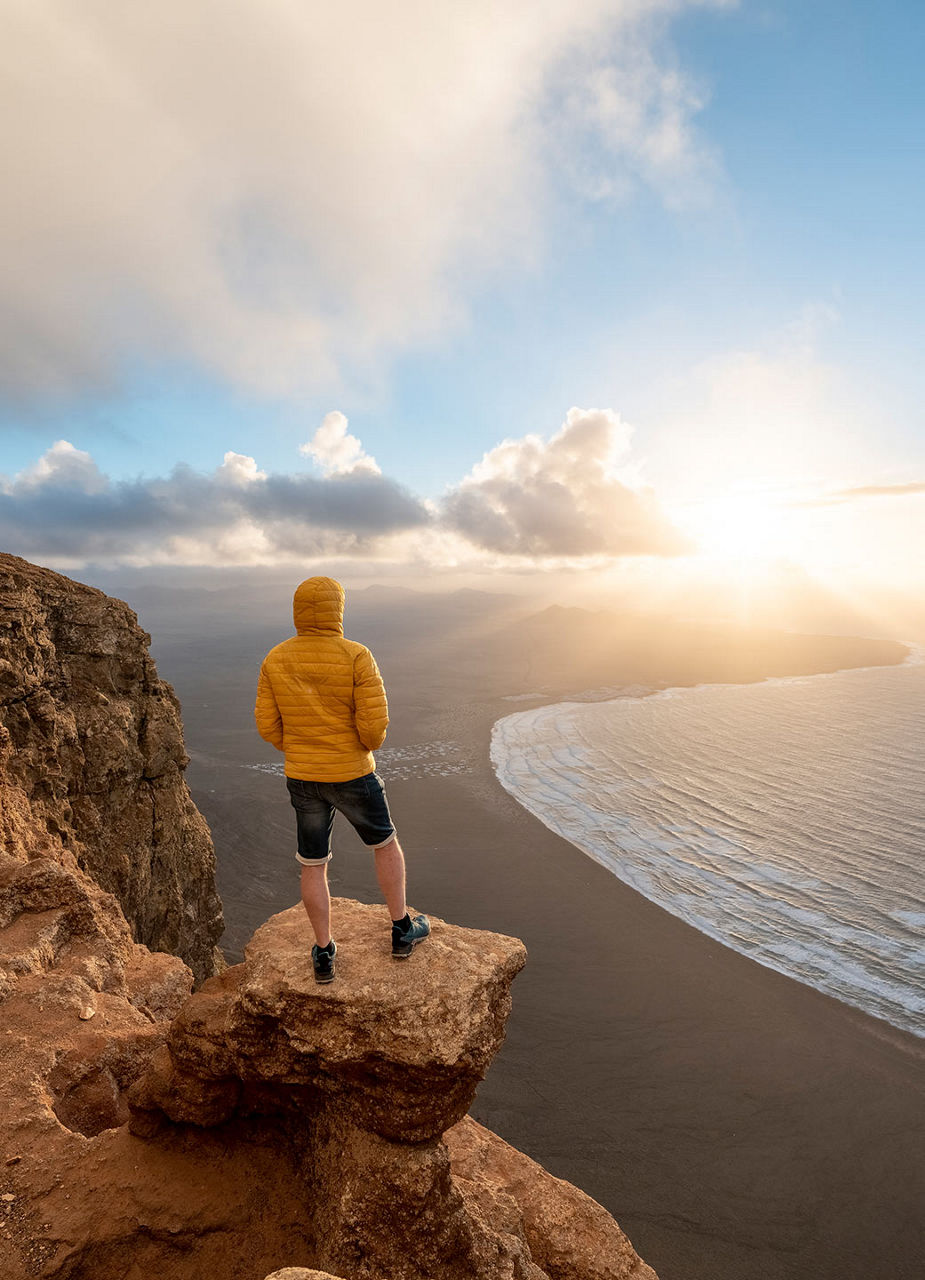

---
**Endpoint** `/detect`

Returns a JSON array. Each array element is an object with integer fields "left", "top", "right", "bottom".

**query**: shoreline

[
  {"left": 487, "top": 650, "right": 925, "bottom": 1043},
  {"left": 406, "top": 695, "right": 924, "bottom": 1279},
  {"left": 370, "top": 693, "right": 925, "bottom": 1280}
]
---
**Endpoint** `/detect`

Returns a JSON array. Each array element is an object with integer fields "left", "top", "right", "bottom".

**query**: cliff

[
  {"left": 1, "top": 893, "right": 657, "bottom": 1279},
  {"left": 0, "top": 553, "right": 223, "bottom": 982},
  {"left": 0, "top": 557, "right": 657, "bottom": 1280}
]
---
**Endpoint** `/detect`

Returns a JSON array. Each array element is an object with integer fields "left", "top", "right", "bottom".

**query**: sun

[{"left": 678, "top": 491, "right": 804, "bottom": 573}]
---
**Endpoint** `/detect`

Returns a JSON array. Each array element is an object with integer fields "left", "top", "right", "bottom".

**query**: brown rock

[
  {"left": 143, "top": 900, "right": 528, "bottom": 1141},
  {"left": 0, "top": 553, "right": 223, "bottom": 982},
  {"left": 0, "top": 884, "right": 657, "bottom": 1278},
  {"left": 263, "top": 1272, "right": 349, "bottom": 1280},
  {"left": 121, "top": 897, "right": 655, "bottom": 1280},
  {"left": 447, "top": 1115, "right": 659, "bottom": 1280}
]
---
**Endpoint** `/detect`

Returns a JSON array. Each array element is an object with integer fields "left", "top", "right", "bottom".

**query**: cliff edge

[
  {"left": 0, "top": 556, "right": 657, "bottom": 1280},
  {"left": 1, "top": 893, "right": 656, "bottom": 1279},
  {"left": 0, "top": 553, "right": 223, "bottom": 981}
]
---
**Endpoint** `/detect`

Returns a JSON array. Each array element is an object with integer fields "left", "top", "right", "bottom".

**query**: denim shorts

[{"left": 286, "top": 773, "right": 396, "bottom": 866}]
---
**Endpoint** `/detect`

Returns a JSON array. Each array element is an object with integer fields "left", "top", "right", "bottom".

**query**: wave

[{"left": 491, "top": 656, "right": 925, "bottom": 1038}]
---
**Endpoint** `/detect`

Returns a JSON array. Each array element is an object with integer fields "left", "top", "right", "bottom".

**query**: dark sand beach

[{"left": 127, "top": 583, "right": 923, "bottom": 1280}]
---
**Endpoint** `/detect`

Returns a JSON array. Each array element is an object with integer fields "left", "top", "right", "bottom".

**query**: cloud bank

[
  {"left": 0, "top": 435, "right": 429, "bottom": 565},
  {"left": 1, "top": 0, "right": 723, "bottom": 400},
  {"left": 0, "top": 410, "right": 685, "bottom": 567}
]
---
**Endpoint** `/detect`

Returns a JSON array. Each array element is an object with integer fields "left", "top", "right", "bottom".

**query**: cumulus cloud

[
  {"left": 443, "top": 407, "right": 688, "bottom": 557},
  {"left": 215, "top": 451, "right": 268, "bottom": 487},
  {"left": 0, "top": 407, "right": 687, "bottom": 567},
  {"left": 300, "top": 412, "right": 380, "bottom": 477},
  {"left": 10, "top": 439, "right": 108, "bottom": 495},
  {"left": 1, "top": 1, "right": 724, "bottom": 400},
  {"left": 0, "top": 439, "right": 429, "bottom": 565}
]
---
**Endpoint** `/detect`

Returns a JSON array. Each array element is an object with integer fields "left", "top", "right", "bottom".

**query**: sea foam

[{"left": 491, "top": 652, "right": 925, "bottom": 1038}]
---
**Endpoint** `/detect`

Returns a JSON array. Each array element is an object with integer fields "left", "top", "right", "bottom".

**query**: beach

[{"left": 189, "top": 685, "right": 924, "bottom": 1280}]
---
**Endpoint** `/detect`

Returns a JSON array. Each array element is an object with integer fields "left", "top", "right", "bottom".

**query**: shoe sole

[
  {"left": 314, "top": 971, "right": 335, "bottom": 983},
  {"left": 391, "top": 935, "right": 429, "bottom": 960}
]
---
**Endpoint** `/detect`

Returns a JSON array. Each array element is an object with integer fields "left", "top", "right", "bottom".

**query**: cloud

[
  {"left": 834, "top": 482, "right": 925, "bottom": 500},
  {"left": 0, "top": 407, "right": 687, "bottom": 567},
  {"left": 550, "top": 34, "right": 720, "bottom": 209},
  {"left": 443, "top": 407, "right": 689, "bottom": 557},
  {"left": 9, "top": 440, "right": 108, "bottom": 495},
  {"left": 0, "top": 439, "right": 429, "bottom": 565},
  {"left": 300, "top": 412, "right": 380, "bottom": 477},
  {"left": 215, "top": 451, "right": 268, "bottom": 487},
  {"left": 794, "top": 481, "right": 925, "bottom": 508},
  {"left": 1, "top": 1, "right": 725, "bottom": 400}
]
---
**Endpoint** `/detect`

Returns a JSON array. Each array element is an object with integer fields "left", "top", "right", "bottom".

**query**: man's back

[{"left": 255, "top": 576, "right": 388, "bottom": 782}]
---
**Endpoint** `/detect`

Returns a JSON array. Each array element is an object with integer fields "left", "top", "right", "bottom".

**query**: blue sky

[{"left": 1, "top": 0, "right": 922, "bottom": 591}]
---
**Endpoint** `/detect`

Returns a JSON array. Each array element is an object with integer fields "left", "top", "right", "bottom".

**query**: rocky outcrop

[
  {"left": 0, "top": 553, "right": 223, "bottom": 982},
  {"left": 126, "top": 899, "right": 656, "bottom": 1280},
  {"left": 127, "top": 900, "right": 541, "bottom": 1278},
  {"left": 1, "top": 893, "right": 657, "bottom": 1279}
]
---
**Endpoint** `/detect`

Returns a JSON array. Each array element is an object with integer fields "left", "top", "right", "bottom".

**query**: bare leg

[
  {"left": 374, "top": 836, "right": 407, "bottom": 921},
  {"left": 300, "top": 863, "right": 332, "bottom": 947}
]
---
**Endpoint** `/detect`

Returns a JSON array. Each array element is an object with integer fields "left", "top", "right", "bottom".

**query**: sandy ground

[{"left": 190, "top": 685, "right": 925, "bottom": 1280}]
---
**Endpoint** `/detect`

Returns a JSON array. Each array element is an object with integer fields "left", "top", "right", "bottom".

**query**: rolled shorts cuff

[
  {"left": 367, "top": 829, "right": 397, "bottom": 850},
  {"left": 294, "top": 850, "right": 333, "bottom": 867}
]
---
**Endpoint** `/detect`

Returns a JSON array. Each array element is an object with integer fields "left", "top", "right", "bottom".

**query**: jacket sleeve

[
  {"left": 255, "top": 661, "right": 284, "bottom": 751},
  {"left": 354, "top": 648, "right": 389, "bottom": 751}
]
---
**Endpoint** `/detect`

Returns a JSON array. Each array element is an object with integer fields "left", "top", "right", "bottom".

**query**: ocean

[{"left": 491, "top": 650, "right": 925, "bottom": 1038}]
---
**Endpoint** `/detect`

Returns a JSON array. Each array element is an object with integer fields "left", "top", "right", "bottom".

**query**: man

[{"left": 255, "top": 575, "right": 429, "bottom": 983}]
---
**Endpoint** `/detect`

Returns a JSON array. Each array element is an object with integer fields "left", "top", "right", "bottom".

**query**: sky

[{"left": 1, "top": 0, "right": 923, "bottom": 621}]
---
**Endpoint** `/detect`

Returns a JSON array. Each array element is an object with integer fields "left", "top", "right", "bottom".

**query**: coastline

[
  {"left": 377, "top": 691, "right": 925, "bottom": 1280},
  {"left": 487, "top": 642, "right": 925, "bottom": 1041},
  {"left": 179, "top": 628, "right": 924, "bottom": 1280}
]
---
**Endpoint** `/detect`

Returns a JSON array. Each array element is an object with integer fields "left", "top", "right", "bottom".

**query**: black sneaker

[
  {"left": 311, "top": 940, "right": 336, "bottom": 983},
  {"left": 391, "top": 914, "right": 431, "bottom": 959}
]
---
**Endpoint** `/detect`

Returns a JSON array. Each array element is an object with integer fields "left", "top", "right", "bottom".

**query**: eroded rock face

[
  {"left": 128, "top": 900, "right": 537, "bottom": 1279},
  {"left": 0, "top": 553, "right": 223, "bottom": 981},
  {"left": 446, "top": 1117, "right": 658, "bottom": 1280},
  {"left": 131, "top": 901, "right": 528, "bottom": 1143},
  {"left": 124, "top": 899, "right": 656, "bottom": 1280},
  {"left": 0, "top": 886, "right": 657, "bottom": 1279}
]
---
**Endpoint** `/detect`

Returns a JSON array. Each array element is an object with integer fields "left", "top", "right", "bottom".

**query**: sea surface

[{"left": 491, "top": 650, "right": 925, "bottom": 1038}]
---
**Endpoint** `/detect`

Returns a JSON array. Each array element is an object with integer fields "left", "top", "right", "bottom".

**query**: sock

[{"left": 392, "top": 913, "right": 411, "bottom": 931}]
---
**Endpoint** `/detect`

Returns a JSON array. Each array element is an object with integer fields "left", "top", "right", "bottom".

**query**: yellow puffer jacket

[{"left": 255, "top": 577, "right": 389, "bottom": 782}]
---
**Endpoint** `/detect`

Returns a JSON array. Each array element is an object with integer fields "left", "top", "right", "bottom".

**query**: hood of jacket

[{"left": 293, "top": 576, "right": 345, "bottom": 637}]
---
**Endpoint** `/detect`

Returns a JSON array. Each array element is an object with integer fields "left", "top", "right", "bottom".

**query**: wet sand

[{"left": 192, "top": 689, "right": 925, "bottom": 1280}]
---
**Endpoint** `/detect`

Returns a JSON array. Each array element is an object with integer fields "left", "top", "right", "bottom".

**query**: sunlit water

[{"left": 491, "top": 650, "right": 925, "bottom": 1037}]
